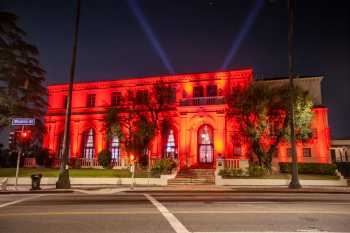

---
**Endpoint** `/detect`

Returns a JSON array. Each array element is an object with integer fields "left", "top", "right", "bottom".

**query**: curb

[
  {"left": 0, "top": 189, "right": 74, "bottom": 195},
  {"left": 125, "top": 189, "right": 350, "bottom": 194}
]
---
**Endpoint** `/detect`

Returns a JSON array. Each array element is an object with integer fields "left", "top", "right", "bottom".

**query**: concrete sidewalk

[
  {"left": 126, "top": 185, "right": 350, "bottom": 194},
  {"left": 1, "top": 184, "right": 350, "bottom": 194}
]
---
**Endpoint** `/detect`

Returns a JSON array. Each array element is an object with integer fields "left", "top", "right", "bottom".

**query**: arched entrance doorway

[{"left": 197, "top": 124, "right": 214, "bottom": 164}]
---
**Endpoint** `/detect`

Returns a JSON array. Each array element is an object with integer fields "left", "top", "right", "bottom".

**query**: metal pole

[
  {"left": 288, "top": 0, "right": 301, "bottom": 189},
  {"left": 56, "top": 0, "right": 81, "bottom": 189},
  {"left": 15, "top": 126, "right": 25, "bottom": 190},
  {"left": 131, "top": 161, "right": 135, "bottom": 190},
  {"left": 15, "top": 147, "right": 21, "bottom": 190}
]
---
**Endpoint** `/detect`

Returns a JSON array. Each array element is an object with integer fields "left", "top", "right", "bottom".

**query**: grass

[
  {"left": 222, "top": 173, "right": 340, "bottom": 180},
  {"left": 0, "top": 168, "right": 158, "bottom": 178}
]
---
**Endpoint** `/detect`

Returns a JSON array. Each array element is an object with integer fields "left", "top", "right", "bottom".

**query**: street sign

[{"left": 11, "top": 118, "right": 35, "bottom": 126}]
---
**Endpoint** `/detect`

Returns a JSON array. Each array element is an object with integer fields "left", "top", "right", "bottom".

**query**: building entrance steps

[{"left": 168, "top": 168, "right": 215, "bottom": 185}]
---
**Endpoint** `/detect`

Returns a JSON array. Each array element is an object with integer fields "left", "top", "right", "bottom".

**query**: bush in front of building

[
  {"left": 69, "top": 158, "right": 81, "bottom": 169},
  {"left": 98, "top": 150, "right": 111, "bottom": 168},
  {"left": 34, "top": 148, "right": 50, "bottom": 167},
  {"left": 248, "top": 165, "right": 266, "bottom": 177},
  {"left": 219, "top": 168, "right": 245, "bottom": 178},
  {"left": 279, "top": 162, "right": 337, "bottom": 175},
  {"left": 151, "top": 158, "right": 177, "bottom": 176}
]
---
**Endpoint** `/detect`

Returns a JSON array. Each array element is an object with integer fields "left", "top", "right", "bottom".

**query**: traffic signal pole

[
  {"left": 15, "top": 126, "right": 25, "bottom": 190},
  {"left": 15, "top": 147, "right": 21, "bottom": 190}
]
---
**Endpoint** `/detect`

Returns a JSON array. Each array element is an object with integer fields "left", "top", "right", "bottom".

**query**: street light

[{"left": 130, "top": 154, "right": 135, "bottom": 189}]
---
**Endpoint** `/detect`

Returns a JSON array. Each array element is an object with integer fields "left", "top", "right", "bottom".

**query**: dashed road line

[
  {"left": 145, "top": 194, "right": 190, "bottom": 233},
  {"left": 0, "top": 195, "right": 44, "bottom": 208}
]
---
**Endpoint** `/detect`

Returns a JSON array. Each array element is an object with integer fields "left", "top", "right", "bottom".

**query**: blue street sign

[{"left": 11, "top": 118, "right": 36, "bottom": 126}]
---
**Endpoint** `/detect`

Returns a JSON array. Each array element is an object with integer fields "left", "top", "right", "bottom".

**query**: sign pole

[
  {"left": 131, "top": 161, "right": 135, "bottom": 190},
  {"left": 15, "top": 147, "right": 21, "bottom": 190},
  {"left": 15, "top": 126, "right": 25, "bottom": 190}
]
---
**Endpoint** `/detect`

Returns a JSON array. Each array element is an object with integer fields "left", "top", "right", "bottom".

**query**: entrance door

[{"left": 198, "top": 125, "right": 214, "bottom": 164}]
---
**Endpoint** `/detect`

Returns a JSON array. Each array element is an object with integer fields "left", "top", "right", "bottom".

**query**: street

[{"left": 0, "top": 191, "right": 349, "bottom": 233}]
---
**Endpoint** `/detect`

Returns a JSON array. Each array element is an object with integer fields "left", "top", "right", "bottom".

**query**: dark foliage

[
  {"left": 0, "top": 11, "right": 47, "bottom": 143},
  {"left": 279, "top": 162, "right": 337, "bottom": 175},
  {"left": 98, "top": 150, "right": 112, "bottom": 168}
]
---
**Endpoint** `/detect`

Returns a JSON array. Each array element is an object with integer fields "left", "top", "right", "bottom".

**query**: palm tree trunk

[{"left": 56, "top": 0, "right": 81, "bottom": 189}]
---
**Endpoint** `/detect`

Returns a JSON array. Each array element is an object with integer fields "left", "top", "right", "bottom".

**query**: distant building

[
  {"left": 43, "top": 69, "right": 331, "bottom": 168},
  {"left": 330, "top": 139, "right": 350, "bottom": 162}
]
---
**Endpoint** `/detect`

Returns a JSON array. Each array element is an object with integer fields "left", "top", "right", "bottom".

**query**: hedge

[{"left": 279, "top": 162, "right": 337, "bottom": 175}]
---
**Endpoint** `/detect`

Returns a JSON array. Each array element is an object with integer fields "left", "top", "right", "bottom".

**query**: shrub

[
  {"left": 279, "top": 162, "right": 337, "bottom": 175},
  {"left": 139, "top": 155, "right": 148, "bottom": 168},
  {"left": 248, "top": 165, "right": 266, "bottom": 177},
  {"left": 0, "top": 150, "right": 17, "bottom": 168},
  {"left": 35, "top": 148, "right": 50, "bottom": 166},
  {"left": 69, "top": 158, "right": 81, "bottom": 169},
  {"left": 98, "top": 150, "right": 111, "bottom": 168},
  {"left": 219, "top": 168, "right": 244, "bottom": 178},
  {"left": 151, "top": 158, "right": 177, "bottom": 176}
]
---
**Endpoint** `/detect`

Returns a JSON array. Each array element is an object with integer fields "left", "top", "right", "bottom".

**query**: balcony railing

[{"left": 179, "top": 96, "right": 225, "bottom": 106}]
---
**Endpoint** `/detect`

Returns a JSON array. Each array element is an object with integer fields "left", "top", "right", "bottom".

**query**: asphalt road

[{"left": 0, "top": 191, "right": 350, "bottom": 233}]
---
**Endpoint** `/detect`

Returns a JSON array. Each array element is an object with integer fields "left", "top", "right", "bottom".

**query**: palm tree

[{"left": 56, "top": 0, "right": 81, "bottom": 189}]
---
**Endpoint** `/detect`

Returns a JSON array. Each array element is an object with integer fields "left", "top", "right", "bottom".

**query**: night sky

[{"left": 1, "top": 0, "right": 349, "bottom": 139}]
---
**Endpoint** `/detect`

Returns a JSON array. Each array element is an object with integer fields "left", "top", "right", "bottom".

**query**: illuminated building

[{"left": 43, "top": 69, "right": 331, "bottom": 168}]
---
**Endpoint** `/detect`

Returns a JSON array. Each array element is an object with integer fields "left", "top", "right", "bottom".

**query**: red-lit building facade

[{"left": 43, "top": 69, "right": 331, "bottom": 168}]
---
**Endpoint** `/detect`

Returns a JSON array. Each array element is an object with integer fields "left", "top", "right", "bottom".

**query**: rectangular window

[
  {"left": 193, "top": 86, "right": 204, "bottom": 97},
  {"left": 111, "top": 92, "right": 122, "bottom": 106},
  {"left": 207, "top": 85, "right": 217, "bottom": 97},
  {"left": 233, "top": 147, "right": 241, "bottom": 156},
  {"left": 330, "top": 149, "right": 336, "bottom": 162},
  {"left": 87, "top": 94, "right": 96, "bottom": 107},
  {"left": 303, "top": 148, "right": 312, "bottom": 157},
  {"left": 136, "top": 90, "right": 148, "bottom": 104},
  {"left": 169, "top": 88, "right": 176, "bottom": 103}
]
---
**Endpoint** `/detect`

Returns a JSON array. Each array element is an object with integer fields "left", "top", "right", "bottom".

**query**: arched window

[
  {"left": 165, "top": 129, "right": 176, "bottom": 158},
  {"left": 198, "top": 125, "right": 214, "bottom": 164},
  {"left": 83, "top": 128, "right": 95, "bottom": 159},
  {"left": 110, "top": 136, "right": 120, "bottom": 159}
]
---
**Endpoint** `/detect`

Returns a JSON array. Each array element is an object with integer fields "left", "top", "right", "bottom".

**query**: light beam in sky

[
  {"left": 127, "top": 0, "right": 175, "bottom": 74},
  {"left": 221, "top": 0, "right": 265, "bottom": 70}
]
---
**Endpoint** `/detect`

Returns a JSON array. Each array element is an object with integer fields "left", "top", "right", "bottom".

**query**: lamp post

[
  {"left": 56, "top": 0, "right": 81, "bottom": 189},
  {"left": 130, "top": 154, "right": 135, "bottom": 189},
  {"left": 287, "top": 0, "right": 301, "bottom": 189}
]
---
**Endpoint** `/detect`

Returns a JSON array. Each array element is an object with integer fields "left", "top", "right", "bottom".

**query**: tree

[
  {"left": 227, "top": 83, "right": 313, "bottom": 172},
  {"left": 104, "top": 81, "right": 175, "bottom": 164},
  {"left": 0, "top": 11, "right": 47, "bottom": 137},
  {"left": 105, "top": 107, "right": 124, "bottom": 142}
]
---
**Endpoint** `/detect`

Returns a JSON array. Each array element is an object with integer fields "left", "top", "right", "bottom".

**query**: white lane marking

[
  {"left": 0, "top": 195, "right": 44, "bottom": 208},
  {"left": 144, "top": 194, "right": 190, "bottom": 233}
]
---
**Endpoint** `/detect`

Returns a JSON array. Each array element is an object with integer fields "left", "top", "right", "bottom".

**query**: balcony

[{"left": 179, "top": 96, "right": 225, "bottom": 106}]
